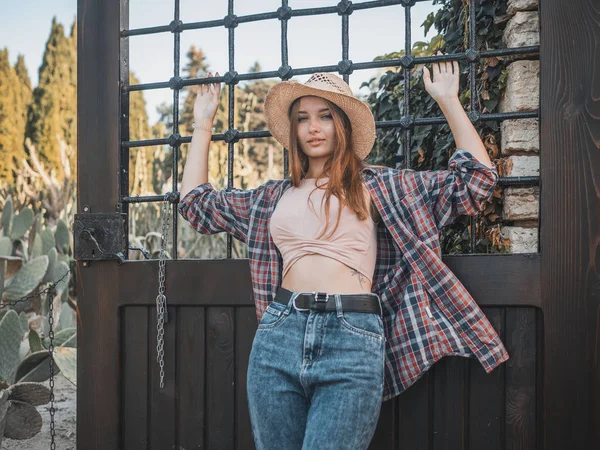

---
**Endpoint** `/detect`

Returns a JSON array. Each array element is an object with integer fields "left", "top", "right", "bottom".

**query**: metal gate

[{"left": 75, "top": 0, "right": 598, "bottom": 448}]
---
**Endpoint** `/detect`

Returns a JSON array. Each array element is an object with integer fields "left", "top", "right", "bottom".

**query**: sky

[{"left": 0, "top": 0, "right": 440, "bottom": 125}]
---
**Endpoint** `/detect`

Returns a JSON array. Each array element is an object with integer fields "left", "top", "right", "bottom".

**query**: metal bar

[
  {"left": 119, "top": 0, "right": 131, "bottom": 256},
  {"left": 341, "top": 0, "right": 350, "bottom": 85},
  {"left": 123, "top": 110, "right": 539, "bottom": 149},
  {"left": 280, "top": 0, "right": 290, "bottom": 178},
  {"left": 468, "top": 0, "right": 478, "bottom": 253},
  {"left": 121, "top": 0, "right": 436, "bottom": 37},
  {"left": 172, "top": 0, "right": 181, "bottom": 260},
  {"left": 401, "top": 4, "right": 412, "bottom": 170},
  {"left": 227, "top": 0, "right": 236, "bottom": 258},
  {"left": 123, "top": 46, "right": 540, "bottom": 93}
]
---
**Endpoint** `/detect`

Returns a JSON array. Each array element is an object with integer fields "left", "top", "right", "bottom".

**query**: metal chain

[
  {"left": 156, "top": 193, "right": 171, "bottom": 389},
  {"left": 46, "top": 290, "right": 56, "bottom": 450},
  {"left": 0, "top": 270, "right": 69, "bottom": 450}
]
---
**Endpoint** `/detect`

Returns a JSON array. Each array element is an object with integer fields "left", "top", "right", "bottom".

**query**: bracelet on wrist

[{"left": 192, "top": 122, "right": 215, "bottom": 132}]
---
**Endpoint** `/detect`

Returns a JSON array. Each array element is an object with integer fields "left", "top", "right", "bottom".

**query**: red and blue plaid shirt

[{"left": 178, "top": 149, "right": 510, "bottom": 401}]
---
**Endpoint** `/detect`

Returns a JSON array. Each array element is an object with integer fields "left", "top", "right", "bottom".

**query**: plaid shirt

[{"left": 178, "top": 149, "right": 510, "bottom": 402}]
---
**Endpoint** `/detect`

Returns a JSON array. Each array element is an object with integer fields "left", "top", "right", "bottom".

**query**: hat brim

[{"left": 264, "top": 81, "right": 376, "bottom": 160}]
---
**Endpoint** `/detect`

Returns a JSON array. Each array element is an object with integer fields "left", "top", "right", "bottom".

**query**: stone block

[
  {"left": 508, "top": 0, "right": 539, "bottom": 15},
  {"left": 501, "top": 118, "right": 539, "bottom": 154},
  {"left": 499, "top": 61, "right": 539, "bottom": 112},
  {"left": 501, "top": 225, "right": 538, "bottom": 253},
  {"left": 501, "top": 155, "right": 539, "bottom": 177},
  {"left": 503, "top": 11, "right": 539, "bottom": 48},
  {"left": 503, "top": 186, "right": 539, "bottom": 220}
]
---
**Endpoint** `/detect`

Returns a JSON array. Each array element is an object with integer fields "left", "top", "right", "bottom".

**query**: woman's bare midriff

[{"left": 280, "top": 254, "right": 372, "bottom": 294}]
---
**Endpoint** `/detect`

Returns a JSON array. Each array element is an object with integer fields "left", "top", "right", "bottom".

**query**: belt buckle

[
  {"left": 313, "top": 292, "right": 329, "bottom": 312},
  {"left": 293, "top": 291, "right": 330, "bottom": 312},
  {"left": 293, "top": 293, "right": 310, "bottom": 312}
]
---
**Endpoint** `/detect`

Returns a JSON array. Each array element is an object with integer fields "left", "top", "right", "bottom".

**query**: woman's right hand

[{"left": 193, "top": 72, "right": 222, "bottom": 127}]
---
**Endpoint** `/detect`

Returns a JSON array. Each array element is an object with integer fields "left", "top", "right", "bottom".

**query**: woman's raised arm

[{"left": 180, "top": 71, "right": 222, "bottom": 198}]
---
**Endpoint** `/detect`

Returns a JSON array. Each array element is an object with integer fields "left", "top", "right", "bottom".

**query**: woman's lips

[{"left": 307, "top": 139, "right": 325, "bottom": 147}]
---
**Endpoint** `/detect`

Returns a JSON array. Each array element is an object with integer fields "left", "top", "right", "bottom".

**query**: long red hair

[{"left": 287, "top": 97, "right": 375, "bottom": 239}]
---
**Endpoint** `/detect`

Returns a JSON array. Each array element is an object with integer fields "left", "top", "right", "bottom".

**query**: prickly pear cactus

[
  {"left": 0, "top": 311, "right": 22, "bottom": 385},
  {"left": 0, "top": 381, "right": 51, "bottom": 445},
  {"left": 3, "top": 255, "right": 49, "bottom": 302}
]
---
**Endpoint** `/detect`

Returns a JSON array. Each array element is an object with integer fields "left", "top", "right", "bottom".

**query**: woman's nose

[{"left": 309, "top": 119, "right": 320, "bottom": 132}]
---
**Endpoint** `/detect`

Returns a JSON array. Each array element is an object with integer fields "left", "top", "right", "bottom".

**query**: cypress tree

[
  {"left": 0, "top": 49, "right": 32, "bottom": 184},
  {"left": 128, "top": 72, "right": 154, "bottom": 195},
  {"left": 25, "top": 17, "right": 77, "bottom": 183}
]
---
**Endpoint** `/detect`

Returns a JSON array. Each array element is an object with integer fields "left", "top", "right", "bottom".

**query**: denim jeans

[{"left": 246, "top": 288, "right": 386, "bottom": 450}]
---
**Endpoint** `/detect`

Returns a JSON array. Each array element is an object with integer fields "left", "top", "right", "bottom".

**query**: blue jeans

[{"left": 246, "top": 288, "right": 386, "bottom": 450}]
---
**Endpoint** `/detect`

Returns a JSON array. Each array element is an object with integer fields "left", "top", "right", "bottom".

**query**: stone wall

[{"left": 498, "top": 0, "right": 539, "bottom": 253}]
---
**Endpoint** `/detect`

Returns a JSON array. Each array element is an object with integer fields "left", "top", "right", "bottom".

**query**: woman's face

[{"left": 296, "top": 96, "right": 336, "bottom": 160}]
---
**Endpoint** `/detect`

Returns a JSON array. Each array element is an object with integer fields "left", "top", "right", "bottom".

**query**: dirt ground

[{"left": 1, "top": 373, "right": 76, "bottom": 450}]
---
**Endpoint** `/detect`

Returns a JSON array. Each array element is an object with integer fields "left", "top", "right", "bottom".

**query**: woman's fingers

[{"left": 453, "top": 60, "right": 459, "bottom": 75}]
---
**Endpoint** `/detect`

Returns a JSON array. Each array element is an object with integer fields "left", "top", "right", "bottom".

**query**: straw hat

[{"left": 264, "top": 72, "right": 376, "bottom": 160}]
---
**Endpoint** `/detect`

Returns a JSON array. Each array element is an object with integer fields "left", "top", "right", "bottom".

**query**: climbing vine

[{"left": 364, "top": 0, "right": 511, "bottom": 253}]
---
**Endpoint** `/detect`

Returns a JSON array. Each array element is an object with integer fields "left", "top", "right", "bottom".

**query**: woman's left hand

[{"left": 422, "top": 50, "right": 460, "bottom": 105}]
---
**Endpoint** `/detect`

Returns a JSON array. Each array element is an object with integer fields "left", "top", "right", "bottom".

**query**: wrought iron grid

[{"left": 118, "top": 0, "right": 540, "bottom": 260}]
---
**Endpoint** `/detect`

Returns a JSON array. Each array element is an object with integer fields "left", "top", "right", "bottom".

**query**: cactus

[
  {"left": 0, "top": 382, "right": 51, "bottom": 445},
  {"left": 29, "top": 233, "right": 43, "bottom": 260},
  {"left": 14, "top": 351, "right": 57, "bottom": 383},
  {"left": 0, "top": 237, "right": 11, "bottom": 256},
  {"left": 9, "top": 208, "right": 34, "bottom": 242},
  {"left": 0, "top": 311, "right": 23, "bottom": 385},
  {"left": 40, "top": 228, "right": 55, "bottom": 255},
  {"left": 53, "top": 347, "right": 76, "bottom": 385},
  {"left": 3, "top": 255, "right": 49, "bottom": 302},
  {"left": 55, "top": 219, "right": 70, "bottom": 254},
  {"left": 1, "top": 196, "right": 13, "bottom": 237},
  {"left": 28, "top": 329, "right": 44, "bottom": 353},
  {"left": 42, "top": 247, "right": 57, "bottom": 283}
]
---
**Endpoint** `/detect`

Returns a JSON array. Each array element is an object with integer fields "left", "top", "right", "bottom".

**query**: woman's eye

[
  {"left": 298, "top": 117, "right": 307, "bottom": 122},
  {"left": 322, "top": 114, "right": 332, "bottom": 119}
]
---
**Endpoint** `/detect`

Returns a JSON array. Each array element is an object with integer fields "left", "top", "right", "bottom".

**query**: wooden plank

[
  {"left": 433, "top": 357, "right": 467, "bottom": 450},
  {"left": 177, "top": 306, "right": 206, "bottom": 449},
  {"left": 206, "top": 307, "right": 235, "bottom": 448},
  {"left": 235, "top": 307, "right": 258, "bottom": 450},
  {"left": 443, "top": 254, "right": 540, "bottom": 308},
  {"left": 76, "top": 0, "right": 122, "bottom": 448},
  {"left": 369, "top": 398, "right": 396, "bottom": 449},
  {"left": 149, "top": 306, "right": 177, "bottom": 448},
  {"left": 468, "top": 308, "right": 505, "bottom": 450},
  {"left": 540, "top": 0, "right": 600, "bottom": 448},
  {"left": 116, "top": 256, "right": 537, "bottom": 307},
  {"left": 118, "top": 259, "right": 254, "bottom": 307},
  {"left": 396, "top": 372, "right": 431, "bottom": 450},
  {"left": 77, "top": 263, "right": 121, "bottom": 450},
  {"left": 121, "top": 307, "right": 149, "bottom": 449},
  {"left": 505, "top": 308, "right": 536, "bottom": 450}
]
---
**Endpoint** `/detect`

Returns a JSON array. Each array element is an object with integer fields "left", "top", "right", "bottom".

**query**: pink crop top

[{"left": 269, "top": 177, "right": 378, "bottom": 282}]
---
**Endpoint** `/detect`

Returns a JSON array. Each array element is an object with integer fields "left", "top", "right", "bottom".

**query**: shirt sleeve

[
  {"left": 177, "top": 181, "right": 270, "bottom": 243},
  {"left": 420, "top": 149, "right": 499, "bottom": 228}
]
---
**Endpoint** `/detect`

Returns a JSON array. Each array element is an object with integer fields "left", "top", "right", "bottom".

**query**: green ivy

[{"left": 364, "top": 0, "right": 511, "bottom": 254}]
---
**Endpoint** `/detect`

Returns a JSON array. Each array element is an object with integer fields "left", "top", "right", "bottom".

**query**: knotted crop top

[{"left": 269, "top": 177, "right": 378, "bottom": 282}]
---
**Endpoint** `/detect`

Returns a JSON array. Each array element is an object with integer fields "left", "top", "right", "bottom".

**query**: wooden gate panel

[
  {"left": 468, "top": 308, "right": 505, "bottom": 450},
  {"left": 178, "top": 306, "right": 207, "bottom": 449},
  {"left": 505, "top": 308, "right": 538, "bottom": 450},
  {"left": 149, "top": 306, "right": 177, "bottom": 448},
  {"left": 206, "top": 306, "right": 235, "bottom": 448},
  {"left": 236, "top": 307, "right": 260, "bottom": 450},
  {"left": 121, "top": 306, "right": 149, "bottom": 449}
]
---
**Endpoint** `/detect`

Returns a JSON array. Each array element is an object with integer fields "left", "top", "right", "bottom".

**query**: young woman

[{"left": 178, "top": 53, "right": 509, "bottom": 450}]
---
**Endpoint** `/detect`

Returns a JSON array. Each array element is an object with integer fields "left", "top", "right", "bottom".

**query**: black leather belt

[{"left": 274, "top": 287, "right": 382, "bottom": 316}]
